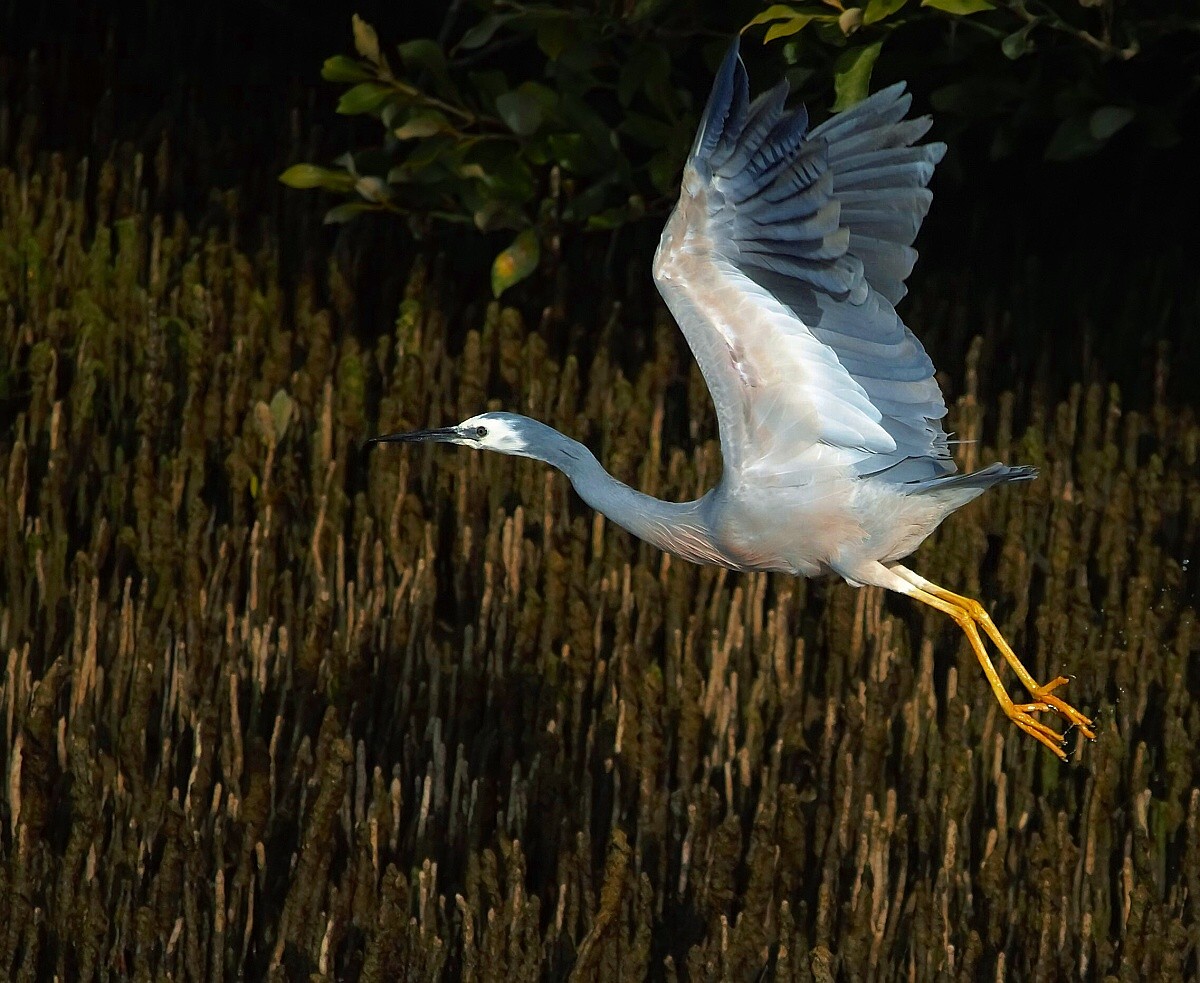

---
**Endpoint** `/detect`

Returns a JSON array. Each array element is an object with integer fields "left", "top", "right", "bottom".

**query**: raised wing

[{"left": 653, "top": 38, "right": 953, "bottom": 488}]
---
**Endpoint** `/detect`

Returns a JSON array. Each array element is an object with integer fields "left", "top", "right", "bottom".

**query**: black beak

[{"left": 365, "top": 426, "right": 461, "bottom": 447}]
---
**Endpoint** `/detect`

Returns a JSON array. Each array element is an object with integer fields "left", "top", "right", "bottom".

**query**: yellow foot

[
  {"left": 1013, "top": 676, "right": 1096, "bottom": 741},
  {"left": 1005, "top": 703, "right": 1071, "bottom": 760},
  {"left": 888, "top": 564, "right": 1096, "bottom": 760}
]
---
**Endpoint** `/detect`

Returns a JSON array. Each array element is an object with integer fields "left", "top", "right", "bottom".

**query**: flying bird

[{"left": 370, "top": 39, "right": 1094, "bottom": 759}]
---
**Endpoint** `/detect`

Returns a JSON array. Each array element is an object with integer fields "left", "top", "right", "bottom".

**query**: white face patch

[{"left": 459, "top": 414, "right": 529, "bottom": 456}]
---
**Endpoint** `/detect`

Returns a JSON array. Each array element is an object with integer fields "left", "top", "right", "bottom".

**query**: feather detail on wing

[{"left": 653, "top": 38, "right": 954, "bottom": 488}]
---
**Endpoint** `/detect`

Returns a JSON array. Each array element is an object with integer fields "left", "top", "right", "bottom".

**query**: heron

[{"left": 369, "top": 38, "right": 1095, "bottom": 759}]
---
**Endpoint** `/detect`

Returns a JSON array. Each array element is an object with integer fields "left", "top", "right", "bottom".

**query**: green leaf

[
  {"left": 1001, "top": 21, "right": 1039, "bottom": 58},
  {"left": 1045, "top": 107, "right": 1133, "bottom": 160},
  {"left": 747, "top": 4, "right": 807, "bottom": 28},
  {"left": 557, "top": 93, "right": 617, "bottom": 167},
  {"left": 548, "top": 134, "right": 596, "bottom": 174},
  {"left": 491, "top": 229, "right": 540, "bottom": 297},
  {"left": 586, "top": 205, "right": 632, "bottom": 231},
  {"left": 1045, "top": 114, "right": 1098, "bottom": 160},
  {"left": 648, "top": 150, "right": 682, "bottom": 195},
  {"left": 397, "top": 39, "right": 454, "bottom": 99},
  {"left": 323, "top": 202, "right": 376, "bottom": 224},
  {"left": 863, "top": 0, "right": 908, "bottom": 25},
  {"left": 496, "top": 83, "right": 557, "bottom": 137},
  {"left": 269, "top": 390, "right": 296, "bottom": 443},
  {"left": 473, "top": 201, "right": 526, "bottom": 233},
  {"left": 399, "top": 134, "right": 455, "bottom": 174},
  {"left": 322, "top": 55, "right": 373, "bottom": 83},
  {"left": 1089, "top": 106, "right": 1135, "bottom": 141},
  {"left": 459, "top": 14, "right": 512, "bottom": 51},
  {"left": 628, "top": 0, "right": 672, "bottom": 22},
  {"left": 536, "top": 20, "right": 574, "bottom": 60},
  {"left": 764, "top": 15, "right": 821, "bottom": 43},
  {"left": 920, "top": 0, "right": 994, "bottom": 12},
  {"left": 394, "top": 110, "right": 452, "bottom": 140},
  {"left": 336, "top": 82, "right": 394, "bottom": 115},
  {"left": 397, "top": 39, "right": 446, "bottom": 76},
  {"left": 278, "top": 164, "right": 356, "bottom": 192},
  {"left": 496, "top": 91, "right": 540, "bottom": 136},
  {"left": 352, "top": 14, "right": 382, "bottom": 63},
  {"left": 832, "top": 42, "right": 883, "bottom": 111},
  {"left": 618, "top": 42, "right": 672, "bottom": 111},
  {"left": 562, "top": 179, "right": 615, "bottom": 223},
  {"left": 930, "top": 76, "right": 1022, "bottom": 116},
  {"left": 619, "top": 111, "right": 673, "bottom": 149},
  {"left": 462, "top": 143, "right": 536, "bottom": 199}
]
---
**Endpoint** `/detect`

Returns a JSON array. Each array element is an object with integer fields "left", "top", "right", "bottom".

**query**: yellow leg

[{"left": 891, "top": 564, "right": 1096, "bottom": 752}]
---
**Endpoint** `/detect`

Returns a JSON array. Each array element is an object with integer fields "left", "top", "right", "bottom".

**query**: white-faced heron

[{"left": 370, "top": 38, "right": 1094, "bottom": 759}]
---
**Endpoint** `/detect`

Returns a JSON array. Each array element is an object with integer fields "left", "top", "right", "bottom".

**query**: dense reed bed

[{"left": 0, "top": 146, "right": 1197, "bottom": 981}]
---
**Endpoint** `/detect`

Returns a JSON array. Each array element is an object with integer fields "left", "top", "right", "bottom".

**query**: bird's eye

[{"left": 475, "top": 426, "right": 488, "bottom": 438}]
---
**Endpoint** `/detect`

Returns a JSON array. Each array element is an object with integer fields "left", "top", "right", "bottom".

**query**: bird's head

[{"left": 367, "top": 411, "right": 543, "bottom": 460}]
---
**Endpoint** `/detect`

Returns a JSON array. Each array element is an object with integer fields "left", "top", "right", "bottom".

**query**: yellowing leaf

[
  {"left": 863, "top": 0, "right": 908, "bottom": 25},
  {"left": 920, "top": 0, "right": 994, "bottom": 13},
  {"left": 394, "top": 110, "right": 451, "bottom": 140},
  {"left": 747, "top": 4, "right": 806, "bottom": 28},
  {"left": 838, "top": 7, "right": 864, "bottom": 34},
  {"left": 764, "top": 14, "right": 822, "bottom": 42},
  {"left": 278, "top": 164, "right": 356, "bottom": 192},
  {"left": 491, "top": 229, "right": 540, "bottom": 298},
  {"left": 351, "top": 14, "right": 382, "bottom": 64},
  {"left": 354, "top": 176, "right": 390, "bottom": 202},
  {"left": 321, "top": 55, "right": 372, "bottom": 83}
]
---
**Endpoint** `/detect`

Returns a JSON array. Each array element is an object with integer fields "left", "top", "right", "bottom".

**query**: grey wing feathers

[
  {"left": 685, "top": 39, "right": 954, "bottom": 481},
  {"left": 811, "top": 85, "right": 943, "bottom": 306}
]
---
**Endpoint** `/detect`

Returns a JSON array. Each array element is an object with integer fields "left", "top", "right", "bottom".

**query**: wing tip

[{"left": 691, "top": 38, "right": 747, "bottom": 164}]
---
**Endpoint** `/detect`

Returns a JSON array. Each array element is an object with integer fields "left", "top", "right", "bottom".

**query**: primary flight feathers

[{"left": 653, "top": 38, "right": 954, "bottom": 486}]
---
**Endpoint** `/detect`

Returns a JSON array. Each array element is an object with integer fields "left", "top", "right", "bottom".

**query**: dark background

[
  {"left": 3, "top": 0, "right": 1198, "bottom": 404},
  {"left": 1, "top": 4, "right": 1198, "bottom": 979}
]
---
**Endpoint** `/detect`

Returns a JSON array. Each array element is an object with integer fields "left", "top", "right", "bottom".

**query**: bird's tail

[{"left": 912, "top": 462, "right": 1037, "bottom": 492}]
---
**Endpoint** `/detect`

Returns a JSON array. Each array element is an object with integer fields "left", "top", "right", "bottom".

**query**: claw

[
  {"left": 1000, "top": 666, "right": 1095, "bottom": 758},
  {"left": 1029, "top": 677, "right": 1096, "bottom": 739},
  {"left": 1008, "top": 709, "right": 1067, "bottom": 760}
]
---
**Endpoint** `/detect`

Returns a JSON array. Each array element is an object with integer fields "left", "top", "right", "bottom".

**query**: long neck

[{"left": 541, "top": 435, "right": 725, "bottom": 567}]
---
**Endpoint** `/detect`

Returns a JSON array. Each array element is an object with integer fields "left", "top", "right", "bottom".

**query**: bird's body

[
  {"left": 449, "top": 411, "right": 1017, "bottom": 581},
  {"left": 707, "top": 472, "right": 983, "bottom": 580},
  {"left": 371, "top": 39, "right": 1094, "bottom": 758}
]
